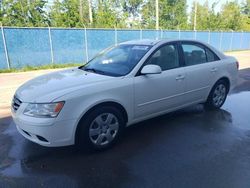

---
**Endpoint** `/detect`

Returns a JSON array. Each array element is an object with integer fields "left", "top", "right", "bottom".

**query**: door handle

[
  {"left": 210, "top": 68, "right": 218, "bottom": 72},
  {"left": 176, "top": 75, "right": 185, "bottom": 80}
]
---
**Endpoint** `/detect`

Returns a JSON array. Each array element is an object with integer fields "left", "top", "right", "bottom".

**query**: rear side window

[
  {"left": 182, "top": 44, "right": 206, "bottom": 66},
  {"left": 206, "top": 48, "right": 220, "bottom": 62}
]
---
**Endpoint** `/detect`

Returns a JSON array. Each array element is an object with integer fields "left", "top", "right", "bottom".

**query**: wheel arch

[
  {"left": 204, "top": 76, "right": 230, "bottom": 109},
  {"left": 216, "top": 76, "right": 230, "bottom": 92},
  {"left": 74, "top": 101, "right": 128, "bottom": 144},
  {"left": 205, "top": 76, "right": 231, "bottom": 101}
]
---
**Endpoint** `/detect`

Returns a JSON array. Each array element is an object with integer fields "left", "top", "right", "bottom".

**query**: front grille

[{"left": 12, "top": 96, "right": 22, "bottom": 112}]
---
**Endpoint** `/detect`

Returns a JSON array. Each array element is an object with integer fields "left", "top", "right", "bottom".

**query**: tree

[
  {"left": 242, "top": 0, "right": 250, "bottom": 15},
  {"left": 0, "top": 0, "right": 249, "bottom": 31},
  {"left": 220, "top": 1, "right": 243, "bottom": 30},
  {"left": 142, "top": 0, "right": 188, "bottom": 30},
  {"left": 189, "top": 1, "right": 243, "bottom": 31},
  {"left": 206, "top": 2, "right": 224, "bottom": 31},
  {"left": 160, "top": 0, "right": 188, "bottom": 29},
  {"left": 50, "top": 0, "right": 89, "bottom": 27},
  {"left": 241, "top": 0, "right": 250, "bottom": 30},
  {"left": 28, "top": 0, "right": 49, "bottom": 26},
  {"left": 121, "top": 0, "right": 143, "bottom": 18},
  {"left": 141, "top": 0, "right": 155, "bottom": 29},
  {"left": 0, "top": 0, "right": 48, "bottom": 27},
  {"left": 118, "top": 0, "right": 143, "bottom": 28},
  {"left": 190, "top": 1, "right": 209, "bottom": 30}
]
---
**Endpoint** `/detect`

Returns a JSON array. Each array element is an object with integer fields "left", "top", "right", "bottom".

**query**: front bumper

[{"left": 11, "top": 103, "right": 77, "bottom": 147}]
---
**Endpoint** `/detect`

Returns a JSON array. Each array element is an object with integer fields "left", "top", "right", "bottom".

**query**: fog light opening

[
  {"left": 22, "top": 130, "right": 31, "bottom": 137},
  {"left": 36, "top": 135, "right": 49, "bottom": 142}
]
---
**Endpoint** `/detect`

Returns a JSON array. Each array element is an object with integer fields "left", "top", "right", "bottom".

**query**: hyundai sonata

[{"left": 11, "top": 39, "right": 238, "bottom": 150}]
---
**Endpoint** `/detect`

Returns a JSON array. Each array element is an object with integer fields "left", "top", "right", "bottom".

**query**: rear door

[{"left": 180, "top": 42, "right": 221, "bottom": 104}]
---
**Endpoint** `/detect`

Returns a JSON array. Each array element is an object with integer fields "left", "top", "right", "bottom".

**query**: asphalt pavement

[{"left": 0, "top": 68, "right": 250, "bottom": 188}]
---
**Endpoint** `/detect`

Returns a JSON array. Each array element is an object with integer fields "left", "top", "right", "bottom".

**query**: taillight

[{"left": 236, "top": 61, "right": 239, "bottom": 70}]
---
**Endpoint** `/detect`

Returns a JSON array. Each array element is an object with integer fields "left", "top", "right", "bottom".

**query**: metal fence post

[
  {"left": 178, "top": 29, "right": 181, "bottom": 39},
  {"left": 140, "top": 28, "right": 142, "bottom": 39},
  {"left": 248, "top": 34, "right": 250, "bottom": 49},
  {"left": 1, "top": 24, "right": 10, "bottom": 69},
  {"left": 207, "top": 30, "right": 210, "bottom": 44},
  {"left": 160, "top": 28, "right": 163, "bottom": 38},
  {"left": 194, "top": 30, "right": 197, "bottom": 39},
  {"left": 240, "top": 30, "right": 243, "bottom": 49},
  {"left": 219, "top": 30, "right": 223, "bottom": 50},
  {"left": 155, "top": 29, "right": 159, "bottom": 40},
  {"left": 230, "top": 30, "right": 234, "bottom": 51},
  {"left": 47, "top": 26, "right": 54, "bottom": 64},
  {"left": 114, "top": 26, "right": 118, "bottom": 45},
  {"left": 83, "top": 24, "right": 89, "bottom": 62}
]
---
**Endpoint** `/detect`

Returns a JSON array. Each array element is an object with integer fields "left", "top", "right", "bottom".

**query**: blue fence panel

[
  {"left": 0, "top": 28, "right": 250, "bottom": 70},
  {"left": 231, "top": 32, "right": 242, "bottom": 51},
  {"left": 4, "top": 28, "right": 51, "bottom": 68},
  {"left": 51, "top": 28, "right": 85, "bottom": 64},
  {"left": 162, "top": 31, "right": 179, "bottom": 39},
  {"left": 87, "top": 29, "right": 115, "bottom": 60},
  {"left": 142, "top": 30, "right": 158, "bottom": 39},
  {"left": 242, "top": 32, "right": 250, "bottom": 50},
  {"left": 196, "top": 31, "right": 209, "bottom": 43},
  {"left": 209, "top": 32, "right": 221, "bottom": 49},
  {"left": 180, "top": 31, "right": 194, "bottom": 39},
  {"left": 220, "top": 32, "right": 232, "bottom": 51},
  {"left": 117, "top": 29, "right": 140, "bottom": 43},
  {"left": 0, "top": 32, "right": 7, "bottom": 69}
]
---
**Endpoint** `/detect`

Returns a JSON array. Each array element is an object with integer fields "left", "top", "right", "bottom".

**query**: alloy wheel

[
  {"left": 89, "top": 113, "right": 119, "bottom": 146},
  {"left": 212, "top": 84, "right": 226, "bottom": 107}
]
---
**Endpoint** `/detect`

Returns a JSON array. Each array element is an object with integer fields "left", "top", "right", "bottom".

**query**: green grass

[
  {"left": 0, "top": 63, "right": 83, "bottom": 73},
  {"left": 224, "top": 49, "right": 250, "bottom": 53}
]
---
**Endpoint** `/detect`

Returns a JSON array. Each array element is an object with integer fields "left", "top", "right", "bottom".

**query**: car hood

[{"left": 15, "top": 68, "right": 114, "bottom": 103}]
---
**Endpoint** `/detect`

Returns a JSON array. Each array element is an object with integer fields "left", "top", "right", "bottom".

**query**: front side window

[
  {"left": 182, "top": 44, "right": 206, "bottom": 66},
  {"left": 81, "top": 44, "right": 151, "bottom": 76},
  {"left": 146, "top": 44, "right": 180, "bottom": 71}
]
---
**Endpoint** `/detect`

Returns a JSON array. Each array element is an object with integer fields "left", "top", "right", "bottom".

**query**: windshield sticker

[{"left": 132, "top": 46, "right": 149, "bottom": 50}]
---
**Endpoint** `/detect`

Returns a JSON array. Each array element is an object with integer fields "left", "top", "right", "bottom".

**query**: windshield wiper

[
  {"left": 83, "top": 67, "right": 97, "bottom": 73},
  {"left": 82, "top": 67, "right": 109, "bottom": 75},
  {"left": 80, "top": 66, "right": 120, "bottom": 77}
]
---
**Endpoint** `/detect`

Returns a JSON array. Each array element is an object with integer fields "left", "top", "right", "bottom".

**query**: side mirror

[{"left": 141, "top": 65, "right": 162, "bottom": 75}]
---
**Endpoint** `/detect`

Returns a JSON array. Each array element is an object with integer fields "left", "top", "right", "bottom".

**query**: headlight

[{"left": 23, "top": 102, "right": 64, "bottom": 118}]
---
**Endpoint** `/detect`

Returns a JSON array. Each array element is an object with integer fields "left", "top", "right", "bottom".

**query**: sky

[
  {"left": 47, "top": 0, "right": 246, "bottom": 13},
  {"left": 186, "top": 0, "right": 245, "bottom": 13}
]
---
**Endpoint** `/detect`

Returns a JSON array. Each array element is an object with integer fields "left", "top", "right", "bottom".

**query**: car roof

[
  {"left": 120, "top": 39, "right": 208, "bottom": 46},
  {"left": 120, "top": 39, "right": 226, "bottom": 59},
  {"left": 120, "top": 39, "right": 161, "bottom": 46}
]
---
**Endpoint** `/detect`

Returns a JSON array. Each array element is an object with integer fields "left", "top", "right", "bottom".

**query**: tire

[
  {"left": 77, "top": 106, "right": 125, "bottom": 151},
  {"left": 205, "top": 80, "right": 229, "bottom": 110}
]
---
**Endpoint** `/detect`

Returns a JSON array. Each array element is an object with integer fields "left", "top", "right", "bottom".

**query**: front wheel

[
  {"left": 205, "top": 80, "right": 229, "bottom": 110},
  {"left": 77, "top": 106, "right": 125, "bottom": 151}
]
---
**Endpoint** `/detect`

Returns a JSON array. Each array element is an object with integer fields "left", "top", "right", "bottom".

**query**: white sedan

[{"left": 11, "top": 39, "right": 238, "bottom": 150}]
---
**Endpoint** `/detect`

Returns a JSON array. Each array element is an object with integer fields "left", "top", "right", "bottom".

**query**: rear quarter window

[{"left": 205, "top": 48, "right": 220, "bottom": 62}]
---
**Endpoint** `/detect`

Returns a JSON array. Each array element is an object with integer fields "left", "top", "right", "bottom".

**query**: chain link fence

[{"left": 1, "top": 26, "right": 250, "bottom": 70}]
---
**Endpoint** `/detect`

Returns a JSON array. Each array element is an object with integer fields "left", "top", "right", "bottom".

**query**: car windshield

[{"left": 80, "top": 44, "right": 152, "bottom": 77}]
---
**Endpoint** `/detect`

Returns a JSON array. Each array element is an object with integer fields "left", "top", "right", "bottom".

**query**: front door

[{"left": 134, "top": 43, "right": 186, "bottom": 119}]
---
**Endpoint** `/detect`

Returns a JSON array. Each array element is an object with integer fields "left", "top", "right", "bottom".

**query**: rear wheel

[
  {"left": 205, "top": 80, "right": 228, "bottom": 110},
  {"left": 77, "top": 106, "right": 125, "bottom": 151}
]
